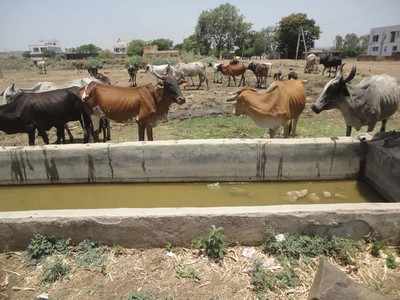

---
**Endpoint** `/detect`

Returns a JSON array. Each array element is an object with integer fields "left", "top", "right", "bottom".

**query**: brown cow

[
  {"left": 247, "top": 62, "right": 270, "bottom": 88},
  {"left": 217, "top": 63, "right": 247, "bottom": 87},
  {"left": 81, "top": 75, "right": 185, "bottom": 141},
  {"left": 227, "top": 80, "right": 305, "bottom": 138}
]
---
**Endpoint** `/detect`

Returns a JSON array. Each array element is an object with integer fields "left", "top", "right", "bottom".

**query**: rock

[
  {"left": 309, "top": 193, "right": 320, "bottom": 202},
  {"left": 322, "top": 191, "right": 332, "bottom": 198},
  {"left": 308, "top": 257, "right": 394, "bottom": 300},
  {"left": 37, "top": 293, "right": 49, "bottom": 300}
]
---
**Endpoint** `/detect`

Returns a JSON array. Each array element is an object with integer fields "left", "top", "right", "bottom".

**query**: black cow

[
  {"left": 127, "top": 64, "right": 139, "bottom": 87},
  {"left": 0, "top": 87, "right": 94, "bottom": 145},
  {"left": 319, "top": 54, "right": 342, "bottom": 77}
]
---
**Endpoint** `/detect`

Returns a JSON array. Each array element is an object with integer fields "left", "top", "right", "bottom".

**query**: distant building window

[
  {"left": 372, "top": 35, "right": 379, "bottom": 42},
  {"left": 394, "top": 46, "right": 398, "bottom": 52},
  {"left": 372, "top": 46, "right": 379, "bottom": 52},
  {"left": 390, "top": 31, "right": 396, "bottom": 43},
  {"left": 33, "top": 47, "right": 39, "bottom": 52},
  {"left": 384, "top": 46, "right": 387, "bottom": 52},
  {"left": 40, "top": 47, "right": 46, "bottom": 52}
]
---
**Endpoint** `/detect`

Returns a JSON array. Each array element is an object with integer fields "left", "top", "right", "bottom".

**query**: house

[
  {"left": 142, "top": 45, "right": 179, "bottom": 61},
  {"left": 367, "top": 25, "right": 400, "bottom": 57},
  {"left": 113, "top": 38, "right": 127, "bottom": 55},
  {"left": 28, "top": 39, "right": 63, "bottom": 56}
]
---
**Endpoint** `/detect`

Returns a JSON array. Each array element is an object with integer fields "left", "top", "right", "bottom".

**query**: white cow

[
  {"left": 210, "top": 62, "right": 223, "bottom": 84},
  {"left": 145, "top": 64, "right": 172, "bottom": 78},
  {"left": 304, "top": 53, "right": 319, "bottom": 73},
  {"left": 170, "top": 62, "right": 209, "bottom": 90}
]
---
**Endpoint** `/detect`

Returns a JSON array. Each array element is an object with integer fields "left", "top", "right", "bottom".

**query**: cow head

[
  {"left": 154, "top": 74, "right": 186, "bottom": 105},
  {"left": 1, "top": 83, "right": 19, "bottom": 104},
  {"left": 80, "top": 81, "right": 98, "bottom": 104},
  {"left": 247, "top": 62, "right": 257, "bottom": 72},
  {"left": 311, "top": 65, "right": 356, "bottom": 113}
]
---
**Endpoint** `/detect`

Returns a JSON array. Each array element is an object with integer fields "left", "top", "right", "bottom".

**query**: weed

[
  {"left": 165, "top": 242, "right": 173, "bottom": 253},
  {"left": 264, "top": 230, "right": 360, "bottom": 265},
  {"left": 175, "top": 264, "right": 201, "bottom": 282},
  {"left": 27, "top": 234, "right": 70, "bottom": 261},
  {"left": 386, "top": 254, "right": 398, "bottom": 269},
  {"left": 250, "top": 259, "right": 297, "bottom": 296},
  {"left": 111, "top": 244, "right": 125, "bottom": 257},
  {"left": 127, "top": 291, "right": 154, "bottom": 300},
  {"left": 75, "top": 240, "right": 106, "bottom": 271},
  {"left": 41, "top": 256, "right": 70, "bottom": 284},
  {"left": 370, "top": 240, "right": 384, "bottom": 257},
  {"left": 194, "top": 225, "right": 226, "bottom": 261}
]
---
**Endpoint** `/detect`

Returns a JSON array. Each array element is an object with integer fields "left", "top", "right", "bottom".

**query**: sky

[{"left": 1, "top": 0, "right": 399, "bottom": 52}]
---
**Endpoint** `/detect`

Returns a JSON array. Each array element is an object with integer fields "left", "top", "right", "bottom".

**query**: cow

[
  {"left": 170, "top": 62, "right": 209, "bottom": 90},
  {"left": 145, "top": 64, "right": 171, "bottom": 78},
  {"left": 127, "top": 64, "right": 139, "bottom": 87},
  {"left": 247, "top": 62, "right": 271, "bottom": 89},
  {"left": 217, "top": 63, "right": 247, "bottom": 87},
  {"left": 304, "top": 53, "right": 319, "bottom": 73},
  {"left": 0, "top": 87, "right": 93, "bottom": 145},
  {"left": 311, "top": 65, "right": 400, "bottom": 136},
  {"left": 1, "top": 78, "right": 111, "bottom": 142},
  {"left": 81, "top": 74, "right": 186, "bottom": 141},
  {"left": 35, "top": 60, "right": 47, "bottom": 75},
  {"left": 209, "top": 62, "right": 223, "bottom": 84},
  {"left": 319, "top": 53, "right": 342, "bottom": 77},
  {"left": 287, "top": 68, "right": 298, "bottom": 80},
  {"left": 227, "top": 80, "right": 306, "bottom": 138}
]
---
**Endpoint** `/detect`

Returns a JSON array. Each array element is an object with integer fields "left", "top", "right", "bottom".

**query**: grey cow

[{"left": 312, "top": 65, "right": 400, "bottom": 136}]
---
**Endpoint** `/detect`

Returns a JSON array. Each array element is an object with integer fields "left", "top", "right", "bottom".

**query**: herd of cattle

[{"left": 0, "top": 53, "right": 399, "bottom": 145}]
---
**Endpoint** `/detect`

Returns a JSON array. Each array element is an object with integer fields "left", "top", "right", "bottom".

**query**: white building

[
  {"left": 113, "top": 38, "right": 127, "bottom": 55},
  {"left": 29, "top": 39, "right": 63, "bottom": 56},
  {"left": 367, "top": 25, "right": 400, "bottom": 56}
]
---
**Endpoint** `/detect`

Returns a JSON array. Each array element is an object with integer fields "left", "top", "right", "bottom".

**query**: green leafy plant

[
  {"left": 386, "top": 254, "right": 398, "bottom": 269},
  {"left": 75, "top": 240, "right": 106, "bottom": 270},
  {"left": 41, "top": 256, "right": 70, "bottom": 283},
  {"left": 165, "top": 242, "right": 173, "bottom": 253},
  {"left": 370, "top": 240, "right": 384, "bottom": 257},
  {"left": 27, "top": 234, "right": 70, "bottom": 261},
  {"left": 175, "top": 264, "right": 201, "bottom": 282},
  {"left": 194, "top": 225, "right": 226, "bottom": 261}
]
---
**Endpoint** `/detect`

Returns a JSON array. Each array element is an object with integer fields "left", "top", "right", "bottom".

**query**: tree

[
  {"left": 76, "top": 44, "right": 101, "bottom": 55},
  {"left": 127, "top": 39, "right": 146, "bottom": 56},
  {"left": 151, "top": 38, "right": 173, "bottom": 51},
  {"left": 194, "top": 3, "right": 252, "bottom": 56},
  {"left": 276, "top": 13, "right": 320, "bottom": 59},
  {"left": 336, "top": 33, "right": 369, "bottom": 57},
  {"left": 97, "top": 49, "right": 113, "bottom": 60},
  {"left": 334, "top": 35, "right": 344, "bottom": 50}
]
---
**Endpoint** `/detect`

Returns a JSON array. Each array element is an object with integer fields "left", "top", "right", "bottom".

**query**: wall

[{"left": 0, "top": 138, "right": 362, "bottom": 185}]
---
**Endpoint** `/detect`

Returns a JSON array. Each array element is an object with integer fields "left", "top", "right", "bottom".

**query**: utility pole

[{"left": 296, "top": 27, "right": 308, "bottom": 59}]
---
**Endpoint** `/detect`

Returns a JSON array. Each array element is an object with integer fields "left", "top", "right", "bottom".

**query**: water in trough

[{"left": 0, "top": 180, "right": 384, "bottom": 212}]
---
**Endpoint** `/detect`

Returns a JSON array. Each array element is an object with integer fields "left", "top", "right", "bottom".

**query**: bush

[
  {"left": 264, "top": 230, "right": 360, "bottom": 265},
  {"left": 127, "top": 55, "right": 143, "bottom": 67},
  {"left": 87, "top": 57, "right": 103, "bottom": 69},
  {"left": 175, "top": 264, "right": 201, "bottom": 282},
  {"left": 386, "top": 254, "right": 398, "bottom": 269},
  {"left": 127, "top": 292, "right": 154, "bottom": 300},
  {"left": 370, "top": 240, "right": 384, "bottom": 257},
  {"left": 75, "top": 240, "right": 106, "bottom": 270},
  {"left": 193, "top": 225, "right": 226, "bottom": 261},
  {"left": 41, "top": 256, "right": 70, "bottom": 283},
  {"left": 27, "top": 234, "right": 70, "bottom": 261}
]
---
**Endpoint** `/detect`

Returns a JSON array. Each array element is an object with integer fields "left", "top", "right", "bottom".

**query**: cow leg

[
  {"left": 291, "top": 118, "right": 299, "bottom": 137},
  {"left": 380, "top": 119, "right": 387, "bottom": 132},
  {"left": 38, "top": 129, "right": 49, "bottom": 144},
  {"left": 204, "top": 75, "right": 209, "bottom": 90},
  {"left": 138, "top": 124, "right": 145, "bottom": 141},
  {"left": 322, "top": 67, "right": 326, "bottom": 76},
  {"left": 64, "top": 124, "right": 74, "bottom": 143},
  {"left": 56, "top": 126, "right": 66, "bottom": 144},
  {"left": 346, "top": 125, "right": 352, "bottom": 137},
  {"left": 269, "top": 128, "right": 278, "bottom": 138},
  {"left": 106, "top": 119, "right": 111, "bottom": 141},
  {"left": 146, "top": 126, "right": 154, "bottom": 141},
  {"left": 28, "top": 130, "right": 36, "bottom": 146},
  {"left": 283, "top": 123, "right": 291, "bottom": 138}
]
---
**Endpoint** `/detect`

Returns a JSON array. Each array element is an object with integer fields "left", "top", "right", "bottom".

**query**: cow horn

[
  {"left": 343, "top": 65, "right": 356, "bottom": 83},
  {"left": 153, "top": 72, "right": 166, "bottom": 81}
]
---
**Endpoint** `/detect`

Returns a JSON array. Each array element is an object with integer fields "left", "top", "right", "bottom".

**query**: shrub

[
  {"left": 370, "top": 240, "right": 384, "bottom": 257},
  {"left": 127, "top": 55, "right": 143, "bottom": 67},
  {"left": 194, "top": 225, "right": 226, "bottom": 261},
  {"left": 264, "top": 230, "right": 360, "bottom": 265},
  {"left": 27, "top": 234, "right": 70, "bottom": 261},
  {"left": 151, "top": 58, "right": 177, "bottom": 66},
  {"left": 75, "top": 240, "right": 106, "bottom": 270},
  {"left": 386, "top": 254, "right": 398, "bottom": 269},
  {"left": 41, "top": 256, "right": 70, "bottom": 283},
  {"left": 127, "top": 292, "right": 154, "bottom": 300}
]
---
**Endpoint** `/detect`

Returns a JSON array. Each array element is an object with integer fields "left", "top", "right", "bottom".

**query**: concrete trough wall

[
  {"left": 364, "top": 139, "right": 400, "bottom": 202},
  {"left": 0, "top": 137, "right": 361, "bottom": 185},
  {"left": 1, "top": 204, "right": 400, "bottom": 250}
]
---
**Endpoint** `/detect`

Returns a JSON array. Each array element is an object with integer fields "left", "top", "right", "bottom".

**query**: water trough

[{"left": 0, "top": 135, "right": 399, "bottom": 250}]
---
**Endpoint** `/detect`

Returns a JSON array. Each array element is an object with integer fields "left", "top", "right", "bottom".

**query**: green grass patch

[
  {"left": 386, "top": 254, "right": 398, "bottom": 269},
  {"left": 127, "top": 292, "right": 154, "bottom": 300},
  {"left": 41, "top": 256, "right": 70, "bottom": 284},
  {"left": 27, "top": 234, "right": 70, "bottom": 261}
]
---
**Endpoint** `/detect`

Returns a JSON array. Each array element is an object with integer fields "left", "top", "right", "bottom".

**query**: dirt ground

[
  {"left": 0, "top": 59, "right": 400, "bottom": 145},
  {"left": 1, "top": 244, "right": 399, "bottom": 300}
]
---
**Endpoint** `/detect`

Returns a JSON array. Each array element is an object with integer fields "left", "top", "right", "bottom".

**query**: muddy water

[{"left": 0, "top": 180, "right": 385, "bottom": 212}]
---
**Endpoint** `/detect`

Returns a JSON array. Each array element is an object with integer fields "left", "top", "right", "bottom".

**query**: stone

[
  {"left": 308, "top": 257, "right": 395, "bottom": 300},
  {"left": 37, "top": 293, "right": 49, "bottom": 300}
]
